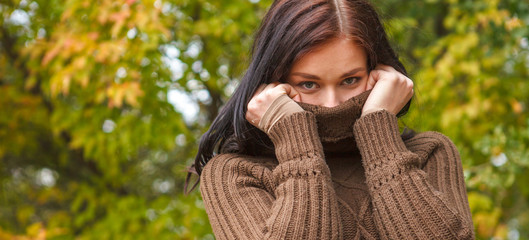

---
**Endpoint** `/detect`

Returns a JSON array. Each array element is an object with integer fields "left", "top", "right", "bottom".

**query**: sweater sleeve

[
  {"left": 259, "top": 94, "right": 304, "bottom": 133},
  {"left": 353, "top": 110, "right": 474, "bottom": 240},
  {"left": 200, "top": 111, "right": 343, "bottom": 239}
]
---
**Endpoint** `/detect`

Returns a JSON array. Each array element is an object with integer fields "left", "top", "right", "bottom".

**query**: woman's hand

[
  {"left": 363, "top": 65, "right": 414, "bottom": 116},
  {"left": 246, "top": 82, "right": 301, "bottom": 128}
]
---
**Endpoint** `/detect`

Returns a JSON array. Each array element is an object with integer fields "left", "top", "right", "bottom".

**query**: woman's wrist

[
  {"left": 361, "top": 107, "right": 386, "bottom": 117},
  {"left": 259, "top": 94, "right": 304, "bottom": 133},
  {"left": 354, "top": 110, "right": 408, "bottom": 160},
  {"left": 267, "top": 111, "right": 324, "bottom": 163}
]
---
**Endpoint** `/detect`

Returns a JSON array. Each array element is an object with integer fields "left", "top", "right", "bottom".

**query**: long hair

[{"left": 192, "top": 0, "right": 409, "bottom": 176}]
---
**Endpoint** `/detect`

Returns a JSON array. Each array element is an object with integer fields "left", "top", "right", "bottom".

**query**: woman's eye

[
  {"left": 301, "top": 82, "right": 316, "bottom": 89},
  {"left": 343, "top": 77, "right": 359, "bottom": 85}
]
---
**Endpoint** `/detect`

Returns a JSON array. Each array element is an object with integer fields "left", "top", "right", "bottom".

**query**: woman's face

[{"left": 287, "top": 37, "right": 368, "bottom": 107}]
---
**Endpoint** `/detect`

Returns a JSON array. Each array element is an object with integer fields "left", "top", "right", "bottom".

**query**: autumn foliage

[{"left": 1, "top": 0, "right": 528, "bottom": 239}]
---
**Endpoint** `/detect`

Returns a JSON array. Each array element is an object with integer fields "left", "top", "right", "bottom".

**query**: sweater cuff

[
  {"left": 353, "top": 110, "right": 408, "bottom": 156},
  {"left": 259, "top": 94, "right": 304, "bottom": 133},
  {"left": 267, "top": 111, "right": 324, "bottom": 163},
  {"left": 353, "top": 110, "right": 420, "bottom": 190}
]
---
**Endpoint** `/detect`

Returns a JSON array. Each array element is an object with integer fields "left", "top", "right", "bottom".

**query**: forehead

[{"left": 290, "top": 37, "right": 367, "bottom": 73}]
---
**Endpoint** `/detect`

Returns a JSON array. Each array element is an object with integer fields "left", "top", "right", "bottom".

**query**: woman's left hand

[{"left": 362, "top": 64, "right": 414, "bottom": 116}]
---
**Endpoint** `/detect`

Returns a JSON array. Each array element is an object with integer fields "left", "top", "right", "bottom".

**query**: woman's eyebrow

[
  {"left": 290, "top": 67, "right": 366, "bottom": 80},
  {"left": 290, "top": 72, "right": 321, "bottom": 80},
  {"left": 339, "top": 67, "right": 365, "bottom": 78}
]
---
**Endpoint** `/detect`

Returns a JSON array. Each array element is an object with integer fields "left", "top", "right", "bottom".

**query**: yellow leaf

[
  {"left": 106, "top": 84, "right": 124, "bottom": 108},
  {"left": 493, "top": 224, "right": 508, "bottom": 239},
  {"left": 510, "top": 99, "right": 523, "bottom": 114},
  {"left": 26, "top": 222, "right": 46, "bottom": 239},
  {"left": 72, "top": 57, "right": 87, "bottom": 70},
  {"left": 78, "top": 73, "right": 90, "bottom": 88},
  {"left": 124, "top": 82, "right": 144, "bottom": 107},
  {"left": 62, "top": 74, "right": 71, "bottom": 95},
  {"left": 42, "top": 43, "right": 61, "bottom": 66},
  {"left": 458, "top": 61, "right": 480, "bottom": 76},
  {"left": 506, "top": 17, "right": 523, "bottom": 31}
]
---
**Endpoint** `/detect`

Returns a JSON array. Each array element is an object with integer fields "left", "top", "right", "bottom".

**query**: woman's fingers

[
  {"left": 375, "top": 64, "right": 394, "bottom": 72},
  {"left": 277, "top": 83, "right": 301, "bottom": 102},
  {"left": 246, "top": 82, "right": 301, "bottom": 128},
  {"left": 253, "top": 84, "right": 267, "bottom": 97},
  {"left": 263, "top": 82, "right": 279, "bottom": 92},
  {"left": 366, "top": 71, "right": 378, "bottom": 91},
  {"left": 367, "top": 64, "right": 394, "bottom": 90},
  {"left": 363, "top": 65, "right": 414, "bottom": 116}
]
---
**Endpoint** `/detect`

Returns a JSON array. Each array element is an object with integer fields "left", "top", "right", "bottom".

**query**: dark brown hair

[{"left": 192, "top": 0, "right": 409, "bottom": 177}]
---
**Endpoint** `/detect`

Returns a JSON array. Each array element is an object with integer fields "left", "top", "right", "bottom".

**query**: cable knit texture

[{"left": 200, "top": 92, "right": 475, "bottom": 239}]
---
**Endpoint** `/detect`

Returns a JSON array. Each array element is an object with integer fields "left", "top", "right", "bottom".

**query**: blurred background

[{"left": 0, "top": 0, "right": 527, "bottom": 239}]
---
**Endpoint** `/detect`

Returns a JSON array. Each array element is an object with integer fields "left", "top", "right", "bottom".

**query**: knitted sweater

[{"left": 200, "top": 91, "right": 475, "bottom": 239}]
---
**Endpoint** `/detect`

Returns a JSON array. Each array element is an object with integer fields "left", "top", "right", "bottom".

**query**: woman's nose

[{"left": 321, "top": 90, "right": 342, "bottom": 108}]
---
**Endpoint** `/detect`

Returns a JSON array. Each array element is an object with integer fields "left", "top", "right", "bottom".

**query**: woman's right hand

[{"left": 246, "top": 82, "right": 301, "bottom": 128}]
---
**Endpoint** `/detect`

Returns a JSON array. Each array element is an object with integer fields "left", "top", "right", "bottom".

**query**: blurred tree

[
  {"left": 0, "top": 0, "right": 528, "bottom": 239},
  {"left": 372, "top": 0, "right": 529, "bottom": 239},
  {"left": 0, "top": 0, "right": 269, "bottom": 238}
]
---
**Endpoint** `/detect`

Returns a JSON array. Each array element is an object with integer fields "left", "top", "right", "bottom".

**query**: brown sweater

[{"left": 200, "top": 91, "right": 474, "bottom": 239}]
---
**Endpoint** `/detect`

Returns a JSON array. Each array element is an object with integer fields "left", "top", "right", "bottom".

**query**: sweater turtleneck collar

[{"left": 297, "top": 90, "right": 372, "bottom": 154}]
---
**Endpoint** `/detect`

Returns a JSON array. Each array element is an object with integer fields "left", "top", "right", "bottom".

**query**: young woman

[{"left": 193, "top": 0, "right": 474, "bottom": 239}]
